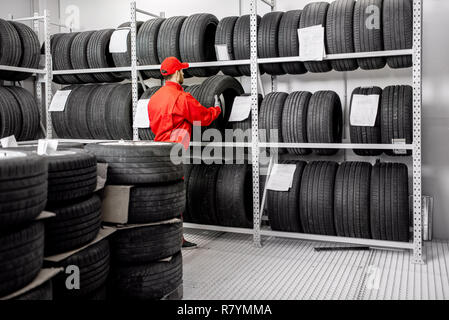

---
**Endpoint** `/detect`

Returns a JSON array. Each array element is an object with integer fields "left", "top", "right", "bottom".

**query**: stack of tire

[
  {"left": 50, "top": 83, "right": 138, "bottom": 140},
  {"left": 0, "top": 86, "right": 41, "bottom": 141},
  {"left": 349, "top": 85, "right": 413, "bottom": 156},
  {"left": 215, "top": 0, "right": 412, "bottom": 76},
  {"left": 260, "top": 91, "right": 342, "bottom": 155},
  {"left": 0, "top": 19, "right": 40, "bottom": 81},
  {"left": 138, "top": 75, "right": 244, "bottom": 142},
  {"left": 84, "top": 142, "right": 185, "bottom": 300},
  {"left": 38, "top": 149, "right": 110, "bottom": 300},
  {"left": 0, "top": 150, "right": 48, "bottom": 299},
  {"left": 266, "top": 160, "right": 410, "bottom": 242},
  {"left": 185, "top": 164, "right": 253, "bottom": 228}
]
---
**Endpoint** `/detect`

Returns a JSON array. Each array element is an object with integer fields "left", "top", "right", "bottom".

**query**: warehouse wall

[{"left": 1, "top": 0, "right": 444, "bottom": 238}]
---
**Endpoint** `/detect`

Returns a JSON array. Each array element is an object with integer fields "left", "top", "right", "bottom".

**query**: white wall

[{"left": 2, "top": 0, "right": 446, "bottom": 238}]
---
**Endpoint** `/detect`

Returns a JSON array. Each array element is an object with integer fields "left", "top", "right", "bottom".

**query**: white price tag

[
  {"left": 266, "top": 164, "right": 297, "bottom": 192},
  {"left": 133, "top": 99, "right": 151, "bottom": 128},
  {"left": 350, "top": 94, "right": 380, "bottom": 126},
  {"left": 95, "top": 163, "right": 109, "bottom": 192},
  {"left": 49, "top": 90, "right": 71, "bottom": 112},
  {"left": 109, "top": 29, "right": 130, "bottom": 53},
  {"left": 37, "top": 139, "right": 58, "bottom": 155},
  {"left": 392, "top": 139, "right": 407, "bottom": 155},
  {"left": 1, "top": 135, "right": 18, "bottom": 148},
  {"left": 228, "top": 96, "right": 252, "bottom": 122},
  {"left": 215, "top": 44, "right": 230, "bottom": 61},
  {"left": 298, "top": 26, "right": 325, "bottom": 61}
]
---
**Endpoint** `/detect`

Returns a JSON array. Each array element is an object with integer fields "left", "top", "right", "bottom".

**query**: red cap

[{"left": 160, "top": 57, "right": 189, "bottom": 76}]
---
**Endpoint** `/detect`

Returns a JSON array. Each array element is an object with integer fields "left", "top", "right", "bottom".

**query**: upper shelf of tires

[{"left": 47, "top": 0, "right": 412, "bottom": 84}]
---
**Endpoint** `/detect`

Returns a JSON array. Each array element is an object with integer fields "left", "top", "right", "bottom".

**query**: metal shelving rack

[{"left": 29, "top": 0, "right": 423, "bottom": 263}]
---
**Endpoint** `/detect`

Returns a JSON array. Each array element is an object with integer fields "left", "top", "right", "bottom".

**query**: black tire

[
  {"left": 184, "top": 84, "right": 202, "bottom": 99},
  {"left": 45, "top": 195, "right": 102, "bottom": 256},
  {"left": 106, "top": 84, "right": 134, "bottom": 140},
  {"left": 299, "top": 161, "right": 338, "bottom": 235},
  {"left": 215, "top": 16, "right": 241, "bottom": 77},
  {"left": 67, "top": 84, "right": 98, "bottom": 139},
  {"left": 137, "top": 18, "right": 165, "bottom": 79},
  {"left": 258, "top": 12, "right": 285, "bottom": 76},
  {"left": 110, "top": 251, "right": 182, "bottom": 301},
  {"left": 326, "top": 0, "right": 358, "bottom": 71},
  {"left": 47, "top": 238, "right": 110, "bottom": 299},
  {"left": 86, "top": 84, "right": 116, "bottom": 139},
  {"left": 307, "top": 91, "right": 343, "bottom": 155},
  {"left": 4, "top": 86, "right": 40, "bottom": 141},
  {"left": 180, "top": 14, "right": 219, "bottom": 77},
  {"left": 128, "top": 181, "right": 185, "bottom": 224},
  {"left": 381, "top": 85, "right": 412, "bottom": 156},
  {"left": 281, "top": 91, "right": 311, "bottom": 155},
  {"left": 0, "top": 151, "right": 47, "bottom": 229},
  {"left": 216, "top": 165, "right": 253, "bottom": 228},
  {"left": 354, "top": 0, "right": 386, "bottom": 70},
  {"left": 259, "top": 92, "right": 288, "bottom": 153},
  {"left": 44, "top": 149, "right": 97, "bottom": 203},
  {"left": 267, "top": 160, "right": 306, "bottom": 232},
  {"left": 53, "top": 33, "right": 82, "bottom": 84},
  {"left": 299, "top": 2, "right": 332, "bottom": 73},
  {"left": 349, "top": 86, "right": 383, "bottom": 156},
  {"left": 187, "top": 164, "right": 220, "bottom": 224},
  {"left": 51, "top": 85, "right": 74, "bottom": 139},
  {"left": 278, "top": 10, "right": 307, "bottom": 75},
  {"left": 87, "top": 29, "right": 123, "bottom": 83},
  {"left": 7, "top": 22, "right": 41, "bottom": 81},
  {"left": 0, "top": 19, "right": 22, "bottom": 80},
  {"left": 71, "top": 31, "right": 98, "bottom": 83},
  {"left": 111, "top": 22, "right": 143, "bottom": 79},
  {"left": 183, "top": 164, "right": 194, "bottom": 222},
  {"left": 196, "top": 75, "right": 244, "bottom": 133},
  {"left": 15, "top": 280, "right": 52, "bottom": 300},
  {"left": 334, "top": 162, "right": 372, "bottom": 238},
  {"left": 0, "top": 222, "right": 44, "bottom": 297},
  {"left": 138, "top": 86, "right": 161, "bottom": 141},
  {"left": 383, "top": 0, "right": 413, "bottom": 68},
  {"left": 370, "top": 162, "right": 409, "bottom": 241},
  {"left": 84, "top": 142, "right": 184, "bottom": 185},
  {"left": 111, "top": 222, "right": 182, "bottom": 264},
  {"left": 0, "top": 86, "right": 22, "bottom": 139},
  {"left": 157, "top": 16, "right": 187, "bottom": 62},
  {"left": 233, "top": 15, "right": 262, "bottom": 76}
]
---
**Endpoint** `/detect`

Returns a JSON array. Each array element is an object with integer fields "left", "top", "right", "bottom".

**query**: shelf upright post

[
  {"left": 270, "top": 0, "right": 277, "bottom": 93},
  {"left": 412, "top": 0, "right": 424, "bottom": 264},
  {"left": 250, "top": 0, "right": 261, "bottom": 248},
  {"left": 33, "top": 12, "right": 46, "bottom": 136},
  {"left": 130, "top": 1, "right": 139, "bottom": 141},
  {"left": 44, "top": 9, "right": 53, "bottom": 139}
]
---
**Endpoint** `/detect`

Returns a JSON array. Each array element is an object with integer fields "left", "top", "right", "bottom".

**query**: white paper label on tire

[
  {"left": 95, "top": 163, "right": 108, "bottom": 192},
  {"left": 37, "top": 139, "right": 58, "bottom": 155},
  {"left": 350, "top": 94, "right": 380, "bottom": 126},
  {"left": 109, "top": 29, "right": 130, "bottom": 53},
  {"left": 298, "top": 26, "right": 325, "bottom": 61},
  {"left": 392, "top": 138, "right": 407, "bottom": 155},
  {"left": 133, "top": 99, "right": 151, "bottom": 128},
  {"left": 215, "top": 44, "right": 230, "bottom": 61},
  {"left": 266, "top": 164, "right": 297, "bottom": 192},
  {"left": 49, "top": 90, "right": 71, "bottom": 112},
  {"left": 1, "top": 135, "right": 18, "bottom": 148},
  {"left": 228, "top": 96, "right": 252, "bottom": 122}
]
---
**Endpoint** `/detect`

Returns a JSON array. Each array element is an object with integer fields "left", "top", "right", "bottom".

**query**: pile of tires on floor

[
  {"left": 0, "top": 19, "right": 40, "bottom": 81},
  {"left": 259, "top": 85, "right": 412, "bottom": 156},
  {"left": 184, "top": 164, "right": 253, "bottom": 228},
  {"left": 266, "top": 160, "right": 410, "bottom": 242},
  {"left": 85, "top": 141, "right": 185, "bottom": 300},
  {"left": 0, "top": 86, "right": 41, "bottom": 141}
]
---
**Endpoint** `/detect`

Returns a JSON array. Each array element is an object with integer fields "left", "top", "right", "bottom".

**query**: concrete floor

[{"left": 182, "top": 228, "right": 449, "bottom": 300}]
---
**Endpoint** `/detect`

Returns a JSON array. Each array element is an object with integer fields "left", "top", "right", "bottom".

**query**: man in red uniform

[{"left": 148, "top": 57, "right": 221, "bottom": 249}]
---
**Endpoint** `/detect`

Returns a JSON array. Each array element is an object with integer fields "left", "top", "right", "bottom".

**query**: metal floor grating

[{"left": 182, "top": 229, "right": 449, "bottom": 300}]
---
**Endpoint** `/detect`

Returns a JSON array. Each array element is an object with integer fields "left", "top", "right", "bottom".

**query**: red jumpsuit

[{"left": 147, "top": 81, "right": 221, "bottom": 148}]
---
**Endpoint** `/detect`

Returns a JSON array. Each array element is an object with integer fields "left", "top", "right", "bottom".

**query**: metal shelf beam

[{"left": 0, "top": 65, "right": 46, "bottom": 74}]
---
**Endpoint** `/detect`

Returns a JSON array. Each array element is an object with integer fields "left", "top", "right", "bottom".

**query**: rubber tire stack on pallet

[{"left": 85, "top": 142, "right": 185, "bottom": 300}]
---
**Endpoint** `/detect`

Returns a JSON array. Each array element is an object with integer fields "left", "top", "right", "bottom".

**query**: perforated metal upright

[
  {"left": 44, "top": 9, "right": 53, "bottom": 139},
  {"left": 130, "top": 1, "right": 139, "bottom": 141}
]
